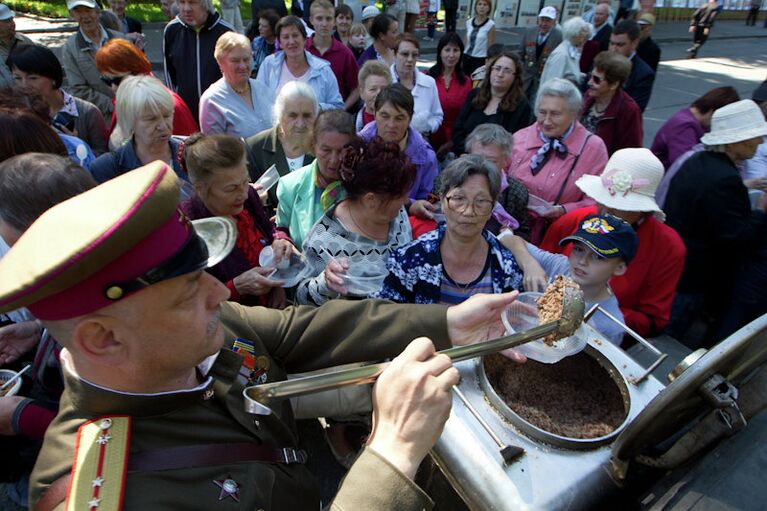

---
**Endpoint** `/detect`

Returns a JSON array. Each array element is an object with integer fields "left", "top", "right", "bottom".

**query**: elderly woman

[
  {"left": 10, "top": 44, "right": 108, "bottom": 156},
  {"left": 181, "top": 133, "right": 292, "bottom": 308},
  {"left": 95, "top": 38, "right": 198, "bottom": 139},
  {"left": 508, "top": 78, "right": 608, "bottom": 244},
  {"left": 451, "top": 51, "right": 532, "bottom": 156},
  {"left": 276, "top": 109, "right": 357, "bottom": 249},
  {"left": 539, "top": 17, "right": 591, "bottom": 88},
  {"left": 357, "top": 13, "right": 398, "bottom": 68},
  {"left": 427, "top": 33, "right": 472, "bottom": 159},
  {"left": 581, "top": 52, "right": 642, "bottom": 156},
  {"left": 199, "top": 32, "right": 275, "bottom": 138},
  {"left": 297, "top": 139, "right": 414, "bottom": 305},
  {"left": 359, "top": 84, "right": 439, "bottom": 220},
  {"left": 255, "top": 16, "right": 343, "bottom": 110},
  {"left": 245, "top": 81, "right": 318, "bottom": 211},
  {"left": 390, "top": 33, "right": 443, "bottom": 136},
  {"left": 251, "top": 8, "right": 279, "bottom": 78},
  {"left": 378, "top": 155, "right": 523, "bottom": 304},
  {"left": 355, "top": 60, "right": 392, "bottom": 132},
  {"left": 90, "top": 75, "right": 191, "bottom": 197}
]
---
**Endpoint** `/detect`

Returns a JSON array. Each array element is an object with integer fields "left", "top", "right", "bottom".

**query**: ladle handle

[{"left": 243, "top": 320, "right": 560, "bottom": 409}]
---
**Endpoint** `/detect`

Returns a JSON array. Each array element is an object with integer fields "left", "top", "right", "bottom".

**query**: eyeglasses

[
  {"left": 491, "top": 65, "right": 516, "bottom": 76},
  {"left": 398, "top": 51, "right": 419, "bottom": 60},
  {"left": 445, "top": 195, "right": 494, "bottom": 215},
  {"left": 588, "top": 73, "right": 604, "bottom": 85},
  {"left": 100, "top": 75, "right": 125, "bottom": 87}
]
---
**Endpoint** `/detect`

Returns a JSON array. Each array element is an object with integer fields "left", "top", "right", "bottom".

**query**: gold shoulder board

[{"left": 66, "top": 416, "right": 131, "bottom": 511}]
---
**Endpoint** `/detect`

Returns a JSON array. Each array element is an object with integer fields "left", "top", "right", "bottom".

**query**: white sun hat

[
  {"left": 700, "top": 99, "right": 767, "bottom": 146},
  {"left": 576, "top": 148, "right": 663, "bottom": 213}
]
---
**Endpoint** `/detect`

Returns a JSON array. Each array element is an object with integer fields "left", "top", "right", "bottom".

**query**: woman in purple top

[
  {"left": 359, "top": 83, "right": 439, "bottom": 220},
  {"left": 650, "top": 86, "right": 739, "bottom": 168}
]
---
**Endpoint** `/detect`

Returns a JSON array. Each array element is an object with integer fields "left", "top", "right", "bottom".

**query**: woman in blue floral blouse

[{"left": 378, "top": 155, "right": 524, "bottom": 304}]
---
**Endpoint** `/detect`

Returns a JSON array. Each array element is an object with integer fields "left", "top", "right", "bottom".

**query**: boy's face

[
  {"left": 567, "top": 242, "right": 626, "bottom": 288},
  {"left": 311, "top": 7, "right": 335, "bottom": 38}
]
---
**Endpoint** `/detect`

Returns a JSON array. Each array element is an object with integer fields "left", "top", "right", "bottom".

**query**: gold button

[{"left": 105, "top": 286, "right": 123, "bottom": 300}]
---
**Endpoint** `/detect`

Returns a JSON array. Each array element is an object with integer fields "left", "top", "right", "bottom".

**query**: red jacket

[
  {"left": 540, "top": 206, "right": 686, "bottom": 336},
  {"left": 581, "top": 89, "right": 643, "bottom": 156}
]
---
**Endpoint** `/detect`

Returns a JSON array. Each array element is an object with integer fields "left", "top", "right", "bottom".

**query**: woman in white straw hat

[
  {"left": 664, "top": 99, "right": 767, "bottom": 346},
  {"left": 530, "top": 147, "right": 686, "bottom": 339}
]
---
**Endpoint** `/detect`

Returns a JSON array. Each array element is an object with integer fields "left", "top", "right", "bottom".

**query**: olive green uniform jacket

[{"left": 30, "top": 299, "right": 450, "bottom": 510}]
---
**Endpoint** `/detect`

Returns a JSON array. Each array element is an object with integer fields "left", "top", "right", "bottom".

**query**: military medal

[
  {"left": 233, "top": 338, "right": 270, "bottom": 385},
  {"left": 213, "top": 476, "right": 240, "bottom": 502}
]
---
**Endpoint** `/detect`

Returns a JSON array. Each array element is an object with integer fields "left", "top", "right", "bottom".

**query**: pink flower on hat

[{"left": 601, "top": 169, "right": 649, "bottom": 197}]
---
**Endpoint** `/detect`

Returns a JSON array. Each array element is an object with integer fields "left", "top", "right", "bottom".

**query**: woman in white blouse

[
  {"left": 390, "top": 33, "right": 443, "bottom": 136},
  {"left": 539, "top": 17, "right": 592, "bottom": 89}
]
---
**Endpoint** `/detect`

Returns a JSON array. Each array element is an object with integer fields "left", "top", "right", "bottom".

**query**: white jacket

[{"left": 390, "top": 64, "right": 444, "bottom": 135}]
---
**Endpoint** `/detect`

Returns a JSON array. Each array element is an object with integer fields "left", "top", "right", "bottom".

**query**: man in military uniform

[
  {"left": 520, "top": 6, "right": 563, "bottom": 102},
  {"left": 0, "top": 161, "right": 521, "bottom": 510}
]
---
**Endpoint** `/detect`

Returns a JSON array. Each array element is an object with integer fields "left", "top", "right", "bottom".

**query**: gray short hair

[
  {"left": 562, "top": 16, "right": 591, "bottom": 41},
  {"left": 439, "top": 154, "right": 501, "bottom": 201},
  {"left": 115, "top": 75, "right": 174, "bottom": 143},
  {"left": 465, "top": 124, "right": 513, "bottom": 159},
  {"left": 535, "top": 77, "right": 583, "bottom": 114},
  {"left": 273, "top": 81, "right": 320, "bottom": 125}
]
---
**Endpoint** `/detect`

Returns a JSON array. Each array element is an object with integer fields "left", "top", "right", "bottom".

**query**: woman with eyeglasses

[
  {"left": 390, "top": 33, "right": 442, "bottom": 136},
  {"left": 581, "top": 51, "right": 642, "bottom": 156},
  {"left": 10, "top": 43, "right": 108, "bottom": 156},
  {"left": 451, "top": 51, "right": 532, "bottom": 156},
  {"left": 378, "top": 155, "right": 523, "bottom": 304},
  {"left": 95, "top": 38, "right": 198, "bottom": 145}
]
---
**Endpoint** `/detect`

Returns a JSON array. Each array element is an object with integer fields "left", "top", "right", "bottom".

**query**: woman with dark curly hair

[
  {"left": 451, "top": 51, "right": 532, "bottom": 155},
  {"left": 296, "top": 138, "right": 415, "bottom": 305},
  {"left": 427, "top": 33, "right": 472, "bottom": 160}
]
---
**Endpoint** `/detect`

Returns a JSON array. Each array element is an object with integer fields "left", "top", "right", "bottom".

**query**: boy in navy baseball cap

[{"left": 499, "top": 214, "right": 638, "bottom": 345}]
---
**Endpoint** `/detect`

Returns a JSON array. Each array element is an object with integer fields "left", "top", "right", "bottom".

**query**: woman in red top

[
  {"left": 427, "top": 33, "right": 472, "bottom": 161},
  {"left": 95, "top": 39, "right": 198, "bottom": 144},
  {"left": 181, "top": 133, "right": 294, "bottom": 308}
]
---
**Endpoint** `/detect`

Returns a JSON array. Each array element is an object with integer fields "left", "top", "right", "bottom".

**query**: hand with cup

[{"left": 324, "top": 257, "right": 350, "bottom": 296}]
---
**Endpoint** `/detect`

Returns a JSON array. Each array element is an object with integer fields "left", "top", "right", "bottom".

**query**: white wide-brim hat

[
  {"left": 700, "top": 99, "right": 767, "bottom": 146},
  {"left": 576, "top": 148, "right": 663, "bottom": 213}
]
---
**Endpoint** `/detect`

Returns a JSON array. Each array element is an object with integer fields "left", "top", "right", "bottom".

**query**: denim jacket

[
  {"left": 376, "top": 224, "right": 524, "bottom": 304},
  {"left": 255, "top": 50, "right": 344, "bottom": 110}
]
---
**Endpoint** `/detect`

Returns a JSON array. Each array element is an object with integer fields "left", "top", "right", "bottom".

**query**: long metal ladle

[{"left": 243, "top": 287, "right": 585, "bottom": 415}]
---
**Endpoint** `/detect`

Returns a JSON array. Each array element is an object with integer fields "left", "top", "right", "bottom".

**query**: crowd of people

[{"left": 0, "top": 0, "right": 766, "bottom": 509}]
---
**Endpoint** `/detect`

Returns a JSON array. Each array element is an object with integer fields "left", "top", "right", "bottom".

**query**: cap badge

[
  {"left": 582, "top": 217, "right": 614, "bottom": 234},
  {"left": 105, "top": 286, "right": 124, "bottom": 300},
  {"left": 601, "top": 169, "right": 649, "bottom": 197}
]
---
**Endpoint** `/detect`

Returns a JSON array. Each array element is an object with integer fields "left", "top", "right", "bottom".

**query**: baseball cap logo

[{"left": 581, "top": 217, "right": 614, "bottom": 235}]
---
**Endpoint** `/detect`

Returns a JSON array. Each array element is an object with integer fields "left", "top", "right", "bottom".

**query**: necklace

[
  {"left": 232, "top": 81, "right": 250, "bottom": 95},
  {"left": 593, "top": 101, "right": 609, "bottom": 114},
  {"left": 346, "top": 203, "right": 387, "bottom": 241}
]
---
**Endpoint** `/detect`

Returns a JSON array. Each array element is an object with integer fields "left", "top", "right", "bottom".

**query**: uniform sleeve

[
  {"left": 221, "top": 298, "right": 450, "bottom": 372},
  {"left": 331, "top": 448, "right": 434, "bottom": 511}
]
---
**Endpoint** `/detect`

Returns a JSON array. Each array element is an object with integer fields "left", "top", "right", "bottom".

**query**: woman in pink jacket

[{"left": 508, "top": 77, "right": 608, "bottom": 244}]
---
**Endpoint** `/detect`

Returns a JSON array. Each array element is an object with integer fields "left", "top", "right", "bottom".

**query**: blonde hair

[
  {"left": 350, "top": 22, "right": 367, "bottom": 37},
  {"left": 214, "top": 31, "right": 251, "bottom": 61},
  {"left": 114, "top": 75, "right": 174, "bottom": 146},
  {"left": 358, "top": 60, "right": 392, "bottom": 89}
]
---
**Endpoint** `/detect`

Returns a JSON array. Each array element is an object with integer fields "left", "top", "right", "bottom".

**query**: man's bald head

[{"left": 593, "top": 4, "right": 609, "bottom": 28}]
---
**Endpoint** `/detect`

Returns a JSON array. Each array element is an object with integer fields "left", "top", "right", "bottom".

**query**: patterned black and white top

[{"left": 296, "top": 204, "right": 413, "bottom": 305}]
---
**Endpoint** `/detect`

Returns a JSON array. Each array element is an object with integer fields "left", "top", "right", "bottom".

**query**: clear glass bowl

[
  {"left": 501, "top": 292, "right": 587, "bottom": 364},
  {"left": 0, "top": 369, "right": 22, "bottom": 397},
  {"left": 341, "top": 266, "right": 388, "bottom": 297},
  {"left": 258, "top": 246, "right": 310, "bottom": 288}
]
